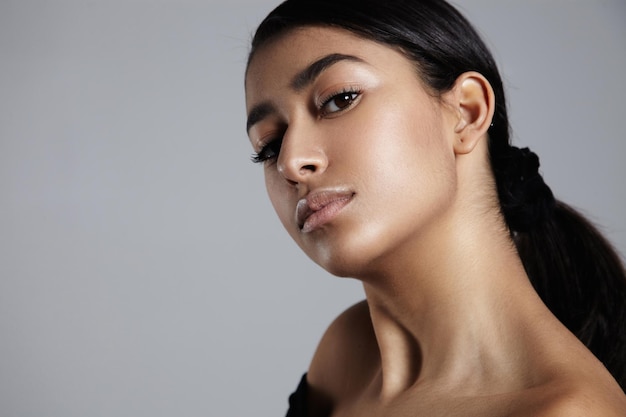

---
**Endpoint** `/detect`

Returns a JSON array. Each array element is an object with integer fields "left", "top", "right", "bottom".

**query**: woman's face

[{"left": 245, "top": 27, "right": 460, "bottom": 277}]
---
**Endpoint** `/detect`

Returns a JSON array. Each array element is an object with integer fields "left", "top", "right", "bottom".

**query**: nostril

[{"left": 301, "top": 164, "right": 316, "bottom": 172}]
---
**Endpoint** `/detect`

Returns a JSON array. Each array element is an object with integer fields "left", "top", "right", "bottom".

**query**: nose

[{"left": 276, "top": 126, "right": 327, "bottom": 185}]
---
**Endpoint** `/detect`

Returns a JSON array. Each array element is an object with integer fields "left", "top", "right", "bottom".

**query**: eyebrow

[
  {"left": 290, "top": 53, "right": 364, "bottom": 91},
  {"left": 246, "top": 53, "right": 364, "bottom": 133},
  {"left": 246, "top": 101, "right": 277, "bottom": 133}
]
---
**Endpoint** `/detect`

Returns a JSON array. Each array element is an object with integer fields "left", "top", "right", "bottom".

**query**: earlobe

[{"left": 450, "top": 72, "right": 495, "bottom": 155}]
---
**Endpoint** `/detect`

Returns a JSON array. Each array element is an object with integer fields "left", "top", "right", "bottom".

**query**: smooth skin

[{"left": 246, "top": 27, "right": 626, "bottom": 417}]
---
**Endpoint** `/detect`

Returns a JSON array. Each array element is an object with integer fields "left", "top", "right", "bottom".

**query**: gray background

[{"left": 1, "top": 0, "right": 624, "bottom": 415}]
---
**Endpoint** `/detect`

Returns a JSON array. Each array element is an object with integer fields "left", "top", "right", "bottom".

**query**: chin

[
  {"left": 299, "top": 227, "right": 390, "bottom": 279},
  {"left": 316, "top": 255, "right": 361, "bottom": 278}
]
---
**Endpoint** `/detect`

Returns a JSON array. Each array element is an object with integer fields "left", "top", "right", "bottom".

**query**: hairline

[{"left": 246, "top": 23, "right": 446, "bottom": 100}]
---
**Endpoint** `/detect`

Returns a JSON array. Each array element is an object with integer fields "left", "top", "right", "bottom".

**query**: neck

[{"left": 359, "top": 203, "right": 553, "bottom": 400}]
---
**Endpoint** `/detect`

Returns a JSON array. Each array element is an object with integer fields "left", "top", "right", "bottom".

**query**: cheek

[
  {"left": 349, "top": 98, "right": 454, "bottom": 186},
  {"left": 265, "top": 172, "right": 296, "bottom": 233},
  {"left": 349, "top": 99, "right": 457, "bottom": 228}
]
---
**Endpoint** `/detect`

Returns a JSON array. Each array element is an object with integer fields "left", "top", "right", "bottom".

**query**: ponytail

[{"left": 495, "top": 147, "right": 626, "bottom": 389}]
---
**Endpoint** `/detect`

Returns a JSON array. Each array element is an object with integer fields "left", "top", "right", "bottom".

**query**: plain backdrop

[{"left": 1, "top": 0, "right": 625, "bottom": 415}]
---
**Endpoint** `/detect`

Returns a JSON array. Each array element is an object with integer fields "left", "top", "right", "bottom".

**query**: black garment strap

[{"left": 286, "top": 374, "right": 309, "bottom": 417}]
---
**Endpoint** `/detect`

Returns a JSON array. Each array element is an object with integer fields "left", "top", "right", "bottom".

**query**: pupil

[{"left": 337, "top": 94, "right": 352, "bottom": 108}]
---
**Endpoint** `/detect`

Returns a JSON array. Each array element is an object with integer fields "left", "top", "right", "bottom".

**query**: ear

[{"left": 447, "top": 72, "right": 495, "bottom": 155}]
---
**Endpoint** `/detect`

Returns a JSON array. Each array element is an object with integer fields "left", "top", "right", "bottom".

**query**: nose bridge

[{"left": 277, "top": 121, "right": 327, "bottom": 182}]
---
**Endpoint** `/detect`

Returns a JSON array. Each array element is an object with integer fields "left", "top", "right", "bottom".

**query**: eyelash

[
  {"left": 251, "top": 137, "right": 283, "bottom": 164},
  {"left": 319, "top": 87, "right": 362, "bottom": 116},
  {"left": 250, "top": 87, "right": 363, "bottom": 164}
]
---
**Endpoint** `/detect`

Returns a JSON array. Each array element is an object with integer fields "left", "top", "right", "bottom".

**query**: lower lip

[{"left": 301, "top": 196, "right": 352, "bottom": 233}]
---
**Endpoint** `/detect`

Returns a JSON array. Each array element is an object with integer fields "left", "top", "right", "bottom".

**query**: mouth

[{"left": 295, "top": 190, "right": 354, "bottom": 233}]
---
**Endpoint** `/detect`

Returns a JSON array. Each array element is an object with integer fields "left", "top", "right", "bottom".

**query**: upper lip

[{"left": 295, "top": 189, "right": 354, "bottom": 229}]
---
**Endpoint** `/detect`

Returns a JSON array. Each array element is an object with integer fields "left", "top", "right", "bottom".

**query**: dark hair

[{"left": 248, "top": 0, "right": 626, "bottom": 388}]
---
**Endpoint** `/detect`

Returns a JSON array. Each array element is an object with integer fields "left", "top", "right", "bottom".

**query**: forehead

[{"left": 245, "top": 26, "right": 412, "bottom": 106}]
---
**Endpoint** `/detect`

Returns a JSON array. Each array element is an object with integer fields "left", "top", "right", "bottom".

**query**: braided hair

[{"left": 248, "top": 0, "right": 626, "bottom": 389}]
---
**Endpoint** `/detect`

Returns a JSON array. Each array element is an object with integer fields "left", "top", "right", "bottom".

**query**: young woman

[{"left": 244, "top": 0, "right": 626, "bottom": 415}]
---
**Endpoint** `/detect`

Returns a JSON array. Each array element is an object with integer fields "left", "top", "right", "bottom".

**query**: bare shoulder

[
  {"left": 512, "top": 377, "right": 626, "bottom": 417},
  {"left": 306, "top": 300, "right": 380, "bottom": 406}
]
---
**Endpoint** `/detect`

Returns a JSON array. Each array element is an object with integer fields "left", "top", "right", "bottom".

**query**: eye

[
  {"left": 320, "top": 89, "right": 361, "bottom": 116},
  {"left": 251, "top": 137, "right": 283, "bottom": 164}
]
